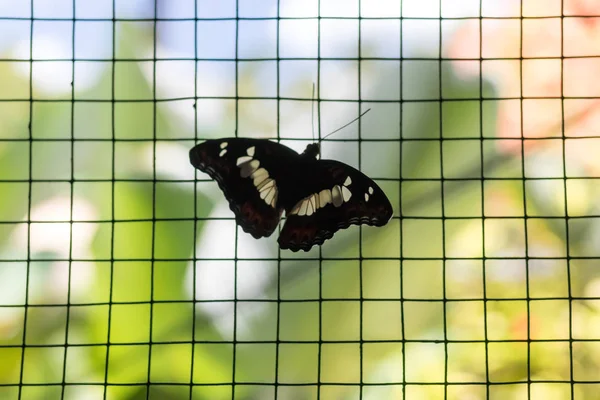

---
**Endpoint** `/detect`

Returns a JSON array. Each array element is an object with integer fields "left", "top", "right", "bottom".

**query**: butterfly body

[{"left": 190, "top": 138, "right": 392, "bottom": 252}]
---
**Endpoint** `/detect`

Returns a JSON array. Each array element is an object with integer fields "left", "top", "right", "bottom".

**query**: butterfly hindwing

[
  {"left": 189, "top": 138, "right": 293, "bottom": 238},
  {"left": 278, "top": 160, "right": 393, "bottom": 252}
]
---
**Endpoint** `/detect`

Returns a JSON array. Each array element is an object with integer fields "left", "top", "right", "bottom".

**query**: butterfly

[{"left": 189, "top": 138, "right": 393, "bottom": 252}]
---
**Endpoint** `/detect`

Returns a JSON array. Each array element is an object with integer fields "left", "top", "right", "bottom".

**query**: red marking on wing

[
  {"left": 280, "top": 223, "right": 318, "bottom": 244},
  {"left": 278, "top": 216, "right": 325, "bottom": 252},
  {"left": 238, "top": 201, "right": 281, "bottom": 239}
]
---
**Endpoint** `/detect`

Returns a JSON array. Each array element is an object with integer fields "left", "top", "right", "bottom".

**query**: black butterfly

[{"left": 189, "top": 138, "right": 393, "bottom": 252}]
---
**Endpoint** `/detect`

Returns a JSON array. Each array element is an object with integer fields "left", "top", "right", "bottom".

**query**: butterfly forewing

[{"left": 189, "top": 138, "right": 294, "bottom": 238}]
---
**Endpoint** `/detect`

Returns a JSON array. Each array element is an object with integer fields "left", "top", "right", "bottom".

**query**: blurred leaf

[{"left": 0, "top": 347, "right": 21, "bottom": 384}]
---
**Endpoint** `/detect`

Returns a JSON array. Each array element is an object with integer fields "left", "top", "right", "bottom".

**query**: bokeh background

[{"left": 1, "top": 0, "right": 600, "bottom": 399}]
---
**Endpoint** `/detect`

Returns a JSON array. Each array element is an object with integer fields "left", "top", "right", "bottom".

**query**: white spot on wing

[
  {"left": 258, "top": 179, "right": 275, "bottom": 193},
  {"left": 220, "top": 142, "right": 228, "bottom": 149},
  {"left": 319, "top": 189, "right": 332, "bottom": 207},
  {"left": 341, "top": 186, "right": 352, "bottom": 202},
  {"left": 259, "top": 186, "right": 271, "bottom": 200},
  {"left": 365, "top": 193, "right": 370, "bottom": 202},
  {"left": 252, "top": 168, "right": 269, "bottom": 186},
  {"left": 332, "top": 185, "right": 343, "bottom": 207},
  {"left": 236, "top": 155, "right": 252, "bottom": 166},
  {"left": 240, "top": 159, "right": 260, "bottom": 178},
  {"left": 298, "top": 199, "right": 309, "bottom": 216},
  {"left": 219, "top": 149, "right": 227, "bottom": 157},
  {"left": 264, "top": 186, "right": 277, "bottom": 206},
  {"left": 247, "top": 146, "right": 255, "bottom": 157},
  {"left": 344, "top": 176, "right": 352, "bottom": 186},
  {"left": 309, "top": 195, "right": 316, "bottom": 212},
  {"left": 305, "top": 196, "right": 316, "bottom": 216},
  {"left": 289, "top": 202, "right": 301, "bottom": 216},
  {"left": 368, "top": 186, "right": 374, "bottom": 195}
]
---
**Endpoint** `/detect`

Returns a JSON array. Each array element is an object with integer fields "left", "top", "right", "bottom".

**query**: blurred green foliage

[{"left": 0, "top": 16, "right": 599, "bottom": 400}]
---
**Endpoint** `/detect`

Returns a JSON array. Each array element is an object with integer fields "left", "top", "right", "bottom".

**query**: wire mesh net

[{"left": 0, "top": 0, "right": 598, "bottom": 399}]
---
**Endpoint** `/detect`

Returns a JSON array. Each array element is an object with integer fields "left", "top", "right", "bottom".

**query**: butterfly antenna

[{"left": 320, "top": 108, "right": 371, "bottom": 142}]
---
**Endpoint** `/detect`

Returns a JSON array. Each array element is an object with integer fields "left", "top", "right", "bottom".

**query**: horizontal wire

[
  {"left": 0, "top": 380, "right": 597, "bottom": 387},
  {"left": 0, "top": 338, "right": 595, "bottom": 349},
  {"left": 2, "top": 95, "right": 600, "bottom": 103},
  {"left": 1, "top": 176, "right": 600, "bottom": 184},
  {"left": 1, "top": 15, "right": 600, "bottom": 21},
  {"left": 4, "top": 136, "right": 600, "bottom": 142},
  {"left": 0, "top": 296, "right": 596, "bottom": 308},
  {"left": 3, "top": 55, "right": 600, "bottom": 62},
  {"left": 0, "top": 214, "right": 596, "bottom": 224},
  {"left": 0, "top": 255, "right": 595, "bottom": 262}
]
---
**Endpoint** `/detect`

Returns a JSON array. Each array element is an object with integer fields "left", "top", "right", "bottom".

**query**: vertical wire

[
  {"left": 316, "top": 2, "right": 323, "bottom": 398},
  {"left": 102, "top": 0, "right": 118, "bottom": 397},
  {"left": 558, "top": 2, "right": 575, "bottom": 398},
  {"left": 398, "top": 2, "right": 406, "bottom": 398},
  {"left": 478, "top": 1, "right": 491, "bottom": 397},
  {"left": 60, "top": 0, "right": 77, "bottom": 396},
  {"left": 189, "top": 0, "right": 200, "bottom": 396},
  {"left": 145, "top": 0, "right": 159, "bottom": 397},
  {"left": 17, "top": 0, "right": 35, "bottom": 398},
  {"left": 356, "top": 1, "right": 364, "bottom": 398},
  {"left": 437, "top": 1, "right": 449, "bottom": 398},
  {"left": 518, "top": 2, "right": 532, "bottom": 398},
  {"left": 232, "top": 1, "right": 240, "bottom": 397},
  {"left": 274, "top": 1, "right": 282, "bottom": 398}
]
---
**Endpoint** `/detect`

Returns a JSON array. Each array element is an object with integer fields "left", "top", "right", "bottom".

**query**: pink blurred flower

[{"left": 448, "top": 0, "right": 600, "bottom": 173}]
